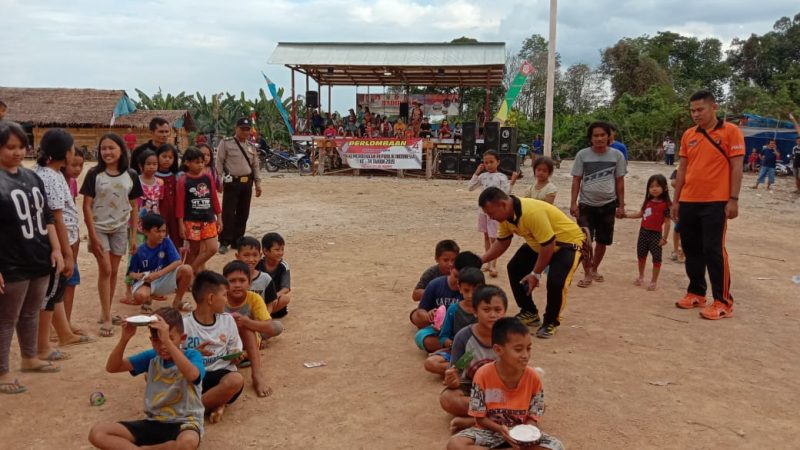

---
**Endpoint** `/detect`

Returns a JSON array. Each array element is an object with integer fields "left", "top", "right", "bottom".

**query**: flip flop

[
  {"left": 99, "top": 326, "right": 115, "bottom": 338},
  {"left": 61, "top": 335, "right": 96, "bottom": 347},
  {"left": 151, "top": 295, "right": 167, "bottom": 302},
  {"left": 592, "top": 273, "right": 605, "bottom": 282},
  {"left": 140, "top": 304, "right": 154, "bottom": 314},
  {"left": 41, "top": 349, "right": 70, "bottom": 361},
  {"left": 21, "top": 361, "right": 61, "bottom": 373},
  {"left": 0, "top": 379, "right": 27, "bottom": 394},
  {"left": 577, "top": 279, "right": 592, "bottom": 288},
  {"left": 98, "top": 316, "right": 124, "bottom": 326},
  {"left": 488, "top": 269, "right": 498, "bottom": 278}
]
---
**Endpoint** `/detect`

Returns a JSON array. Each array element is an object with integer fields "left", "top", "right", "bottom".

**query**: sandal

[
  {"left": 61, "top": 335, "right": 96, "bottom": 347},
  {"left": 577, "top": 278, "right": 592, "bottom": 288},
  {"left": 21, "top": 361, "right": 60, "bottom": 373},
  {"left": 0, "top": 379, "right": 27, "bottom": 394},
  {"left": 592, "top": 273, "right": 605, "bottom": 282},
  {"left": 41, "top": 349, "right": 70, "bottom": 361},
  {"left": 99, "top": 316, "right": 124, "bottom": 326},
  {"left": 140, "top": 303, "right": 154, "bottom": 314},
  {"left": 99, "top": 326, "right": 115, "bottom": 338},
  {"left": 119, "top": 297, "right": 140, "bottom": 306},
  {"left": 488, "top": 269, "right": 498, "bottom": 278}
]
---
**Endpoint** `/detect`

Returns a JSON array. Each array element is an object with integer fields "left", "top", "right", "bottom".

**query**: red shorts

[{"left": 184, "top": 221, "right": 218, "bottom": 241}]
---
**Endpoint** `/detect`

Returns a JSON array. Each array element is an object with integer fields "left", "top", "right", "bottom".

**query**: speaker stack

[
  {"left": 399, "top": 102, "right": 409, "bottom": 120},
  {"left": 498, "top": 126, "right": 520, "bottom": 172},
  {"left": 461, "top": 122, "right": 476, "bottom": 156},
  {"left": 483, "top": 122, "right": 500, "bottom": 152},
  {"left": 306, "top": 91, "right": 319, "bottom": 108},
  {"left": 438, "top": 152, "right": 459, "bottom": 175}
]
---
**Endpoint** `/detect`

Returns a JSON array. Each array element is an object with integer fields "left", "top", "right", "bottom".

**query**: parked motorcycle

[
  {"left": 776, "top": 161, "right": 793, "bottom": 176},
  {"left": 261, "top": 144, "right": 312, "bottom": 174}
]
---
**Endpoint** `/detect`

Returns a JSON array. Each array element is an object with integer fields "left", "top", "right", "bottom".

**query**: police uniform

[{"left": 215, "top": 118, "right": 261, "bottom": 250}]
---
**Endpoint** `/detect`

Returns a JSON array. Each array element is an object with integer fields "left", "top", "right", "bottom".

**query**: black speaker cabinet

[
  {"left": 474, "top": 143, "right": 485, "bottom": 157},
  {"left": 484, "top": 122, "right": 500, "bottom": 152},
  {"left": 461, "top": 122, "right": 476, "bottom": 156},
  {"left": 438, "top": 152, "right": 459, "bottom": 175},
  {"left": 399, "top": 102, "right": 409, "bottom": 119},
  {"left": 459, "top": 155, "right": 479, "bottom": 175},
  {"left": 306, "top": 91, "right": 319, "bottom": 108},
  {"left": 499, "top": 127, "right": 517, "bottom": 153},
  {"left": 498, "top": 153, "right": 520, "bottom": 173}
]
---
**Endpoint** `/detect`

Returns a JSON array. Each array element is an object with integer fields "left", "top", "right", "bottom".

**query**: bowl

[{"left": 509, "top": 424, "right": 541, "bottom": 444}]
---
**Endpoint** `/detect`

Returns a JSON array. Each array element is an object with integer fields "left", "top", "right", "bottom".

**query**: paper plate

[
  {"left": 509, "top": 424, "right": 542, "bottom": 443},
  {"left": 125, "top": 315, "right": 157, "bottom": 326}
]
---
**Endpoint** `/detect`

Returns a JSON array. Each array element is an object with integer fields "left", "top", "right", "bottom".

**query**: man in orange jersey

[{"left": 671, "top": 90, "right": 744, "bottom": 320}]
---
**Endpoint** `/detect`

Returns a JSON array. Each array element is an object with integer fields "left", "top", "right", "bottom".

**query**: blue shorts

[
  {"left": 65, "top": 263, "right": 80, "bottom": 286},
  {"left": 414, "top": 325, "right": 439, "bottom": 350},
  {"left": 674, "top": 221, "right": 681, "bottom": 233},
  {"left": 433, "top": 350, "right": 451, "bottom": 362}
]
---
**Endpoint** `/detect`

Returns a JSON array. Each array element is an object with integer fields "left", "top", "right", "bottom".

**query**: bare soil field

[{"left": 3, "top": 160, "right": 799, "bottom": 449}]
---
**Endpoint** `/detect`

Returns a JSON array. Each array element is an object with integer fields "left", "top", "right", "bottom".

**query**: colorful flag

[
  {"left": 262, "top": 72, "right": 295, "bottom": 135},
  {"left": 494, "top": 60, "right": 535, "bottom": 124}
]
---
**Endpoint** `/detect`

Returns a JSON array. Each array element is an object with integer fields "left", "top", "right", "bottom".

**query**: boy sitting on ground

[
  {"left": 410, "top": 251, "right": 482, "bottom": 330},
  {"left": 441, "top": 285, "right": 507, "bottom": 433},
  {"left": 223, "top": 260, "right": 283, "bottom": 398},
  {"left": 255, "top": 232, "right": 291, "bottom": 318},
  {"left": 448, "top": 317, "right": 564, "bottom": 450},
  {"left": 183, "top": 271, "right": 245, "bottom": 424},
  {"left": 128, "top": 213, "right": 194, "bottom": 313},
  {"left": 235, "top": 236, "right": 272, "bottom": 300},
  {"left": 412, "top": 239, "right": 460, "bottom": 302},
  {"left": 88, "top": 307, "right": 205, "bottom": 450},
  {"left": 424, "top": 267, "right": 484, "bottom": 375}
]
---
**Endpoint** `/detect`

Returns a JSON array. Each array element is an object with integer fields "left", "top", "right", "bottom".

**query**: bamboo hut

[{"left": 0, "top": 87, "right": 196, "bottom": 153}]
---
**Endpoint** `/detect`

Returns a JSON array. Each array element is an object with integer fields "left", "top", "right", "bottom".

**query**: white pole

[{"left": 543, "top": 0, "right": 557, "bottom": 157}]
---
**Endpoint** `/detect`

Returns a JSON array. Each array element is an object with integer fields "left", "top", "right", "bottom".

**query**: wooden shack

[{"left": 0, "top": 87, "right": 196, "bottom": 153}]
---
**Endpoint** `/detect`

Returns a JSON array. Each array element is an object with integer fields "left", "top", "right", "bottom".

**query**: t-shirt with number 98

[{"left": 0, "top": 167, "right": 55, "bottom": 282}]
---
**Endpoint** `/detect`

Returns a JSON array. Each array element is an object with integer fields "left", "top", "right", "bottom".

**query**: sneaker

[
  {"left": 700, "top": 300, "right": 733, "bottom": 320},
  {"left": 515, "top": 311, "right": 542, "bottom": 328},
  {"left": 675, "top": 293, "right": 707, "bottom": 309},
  {"left": 535, "top": 323, "right": 557, "bottom": 339},
  {"left": 218, "top": 244, "right": 229, "bottom": 255}
]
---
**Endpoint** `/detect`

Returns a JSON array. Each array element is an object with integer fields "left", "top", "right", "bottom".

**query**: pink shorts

[{"left": 477, "top": 211, "right": 499, "bottom": 238}]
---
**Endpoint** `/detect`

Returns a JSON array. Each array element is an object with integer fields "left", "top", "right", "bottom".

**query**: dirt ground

[{"left": 3, "top": 160, "right": 799, "bottom": 450}]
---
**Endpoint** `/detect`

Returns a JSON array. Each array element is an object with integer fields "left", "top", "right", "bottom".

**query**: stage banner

[
  {"left": 337, "top": 138, "right": 423, "bottom": 170},
  {"left": 356, "top": 94, "right": 460, "bottom": 117}
]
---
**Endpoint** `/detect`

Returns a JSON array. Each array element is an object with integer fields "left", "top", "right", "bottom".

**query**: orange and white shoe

[
  {"left": 700, "top": 301, "right": 733, "bottom": 320},
  {"left": 675, "top": 293, "right": 707, "bottom": 309}
]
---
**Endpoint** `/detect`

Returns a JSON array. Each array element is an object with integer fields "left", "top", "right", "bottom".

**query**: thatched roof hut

[{"left": 0, "top": 87, "right": 195, "bottom": 152}]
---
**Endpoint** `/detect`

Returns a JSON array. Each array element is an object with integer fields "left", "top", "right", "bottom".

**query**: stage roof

[{"left": 267, "top": 42, "right": 506, "bottom": 87}]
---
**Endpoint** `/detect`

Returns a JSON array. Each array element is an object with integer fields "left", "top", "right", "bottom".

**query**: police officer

[{"left": 215, "top": 117, "right": 262, "bottom": 254}]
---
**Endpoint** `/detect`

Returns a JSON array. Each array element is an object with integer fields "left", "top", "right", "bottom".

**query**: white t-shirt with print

[{"left": 34, "top": 165, "right": 79, "bottom": 245}]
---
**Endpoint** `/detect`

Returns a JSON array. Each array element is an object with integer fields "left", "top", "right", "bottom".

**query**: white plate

[
  {"left": 125, "top": 315, "right": 157, "bottom": 326},
  {"left": 509, "top": 424, "right": 541, "bottom": 443}
]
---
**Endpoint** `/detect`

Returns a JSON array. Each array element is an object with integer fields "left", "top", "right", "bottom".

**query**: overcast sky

[{"left": 3, "top": 0, "right": 797, "bottom": 115}]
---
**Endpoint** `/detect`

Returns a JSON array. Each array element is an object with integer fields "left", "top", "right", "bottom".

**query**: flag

[
  {"left": 250, "top": 111, "right": 258, "bottom": 140},
  {"left": 110, "top": 95, "right": 137, "bottom": 126},
  {"left": 494, "top": 60, "right": 535, "bottom": 124},
  {"left": 262, "top": 72, "right": 295, "bottom": 135}
]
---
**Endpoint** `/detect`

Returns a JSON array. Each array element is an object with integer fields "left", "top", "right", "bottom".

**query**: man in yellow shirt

[{"left": 479, "top": 187, "right": 584, "bottom": 339}]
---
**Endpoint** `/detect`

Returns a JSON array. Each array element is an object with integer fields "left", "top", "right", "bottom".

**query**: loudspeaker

[
  {"left": 461, "top": 122, "right": 476, "bottom": 156},
  {"left": 498, "top": 153, "right": 520, "bottom": 173},
  {"left": 459, "top": 155, "right": 479, "bottom": 175},
  {"left": 484, "top": 122, "right": 500, "bottom": 151},
  {"left": 499, "top": 127, "right": 517, "bottom": 153},
  {"left": 438, "top": 152, "right": 459, "bottom": 175},
  {"left": 306, "top": 91, "right": 319, "bottom": 108},
  {"left": 399, "top": 102, "right": 409, "bottom": 119},
  {"left": 475, "top": 143, "right": 485, "bottom": 157}
]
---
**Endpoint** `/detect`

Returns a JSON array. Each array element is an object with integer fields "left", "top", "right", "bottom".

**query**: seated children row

[{"left": 89, "top": 268, "right": 283, "bottom": 449}]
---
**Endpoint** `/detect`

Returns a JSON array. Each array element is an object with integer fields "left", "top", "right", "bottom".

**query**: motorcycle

[
  {"left": 775, "top": 161, "right": 793, "bottom": 176},
  {"left": 260, "top": 144, "right": 312, "bottom": 174}
]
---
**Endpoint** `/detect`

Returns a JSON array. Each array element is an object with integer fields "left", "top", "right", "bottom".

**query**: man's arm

[
  {"left": 570, "top": 176, "right": 581, "bottom": 217},
  {"left": 215, "top": 142, "right": 226, "bottom": 176},
  {"left": 670, "top": 157, "right": 688, "bottom": 221},
  {"left": 726, "top": 155, "right": 744, "bottom": 219},
  {"left": 481, "top": 237, "right": 512, "bottom": 264}
]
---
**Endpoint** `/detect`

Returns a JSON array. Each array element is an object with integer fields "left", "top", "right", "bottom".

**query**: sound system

[
  {"left": 498, "top": 153, "right": 520, "bottom": 173},
  {"left": 483, "top": 122, "right": 500, "bottom": 152},
  {"left": 306, "top": 90, "right": 319, "bottom": 108},
  {"left": 499, "top": 127, "right": 517, "bottom": 153},
  {"left": 459, "top": 155, "right": 479, "bottom": 175},
  {"left": 399, "top": 102, "right": 409, "bottom": 120},
  {"left": 461, "top": 122, "right": 476, "bottom": 156},
  {"left": 474, "top": 143, "right": 485, "bottom": 158},
  {"left": 438, "top": 152, "right": 459, "bottom": 175}
]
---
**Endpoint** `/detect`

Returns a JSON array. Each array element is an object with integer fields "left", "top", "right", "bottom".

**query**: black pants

[
  {"left": 665, "top": 154, "right": 674, "bottom": 165},
  {"left": 679, "top": 202, "right": 732, "bottom": 305},
  {"left": 507, "top": 244, "right": 581, "bottom": 326},
  {"left": 220, "top": 180, "right": 253, "bottom": 247}
]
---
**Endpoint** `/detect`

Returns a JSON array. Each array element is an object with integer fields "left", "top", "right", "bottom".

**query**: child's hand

[
  {"left": 426, "top": 309, "right": 436, "bottom": 324},
  {"left": 443, "top": 367, "right": 459, "bottom": 387},
  {"left": 196, "top": 340, "right": 214, "bottom": 357},
  {"left": 178, "top": 226, "right": 187, "bottom": 240},
  {"left": 511, "top": 171, "right": 520, "bottom": 183},
  {"left": 149, "top": 315, "right": 170, "bottom": 342},
  {"left": 121, "top": 322, "right": 137, "bottom": 340},
  {"left": 475, "top": 163, "right": 485, "bottom": 175},
  {"left": 88, "top": 238, "right": 104, "bottom": 257},
  {"left": 216, "top": 218, "right": 223, "bottom": 234},
  {"left": 51, "top": 249, "right": 65, "bottom": 274},
  {"left": 659, "top": 237, "right": 668, "bottom": 247}
]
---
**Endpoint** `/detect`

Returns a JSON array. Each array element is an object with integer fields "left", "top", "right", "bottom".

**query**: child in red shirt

[
  {"left": 448, "top": 317, "right": 563, "bottom": 450},
  {"left": 625, "top": 174, "right": 671, "bottom": 290},
  {"left": 176, "top": 148, "right": 221, "bottom": 274}
]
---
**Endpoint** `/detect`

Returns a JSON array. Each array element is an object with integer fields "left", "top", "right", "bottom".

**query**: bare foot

[
  {"left": 252, "top": 374, "right": 273, "bottom": 398},
  {"left": 449, "top": 417, "right": 475, "bottom": 434},
  {"left": 647, "top": 281, "right": 657, "bottom": 291},
  {"left": 209, "top": 404, "right": 226, "bottom": 424},
  {"left": 633, "top": 277, "right": 643, "bottom": 286}
]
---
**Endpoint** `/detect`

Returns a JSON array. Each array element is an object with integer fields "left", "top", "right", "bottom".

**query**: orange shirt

[
  {"left": 679, "top": 120, "right": 744, "bottom": 202},
  {"left": 468, "top": 362, "right": 545, "bottom": 428}
]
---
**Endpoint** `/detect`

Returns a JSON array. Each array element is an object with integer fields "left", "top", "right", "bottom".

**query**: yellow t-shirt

[
  {"left": 497, "top": 197, "right": 584, "bottom": 252},
  {"left": 225, "top": 291, "right": 271, "bottom": 321}
]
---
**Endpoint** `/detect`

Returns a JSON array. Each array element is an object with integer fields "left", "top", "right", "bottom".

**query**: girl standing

[
  {"left": 0, "top": 120, "right": 64, "bottom": 394},
  {"left": 177, "top": 148, "right": 222, "bottom": 275},
  {"left": 80, "top": 134, "right": 142, "bottom": 337},
  {"left": 197, "top": 143, "right": 222, "bottom": 190},
  {"left": 155, "top": 144, "right": 182, "bottom": 248},
  {"left": 625, "top": 174, "right": 671, "bottom": 291},
  {"left": 61, "top": 148, "right": 85, "bottom": 330},
  {"left": 468, "top": 150, "right": 518, "bottom": 277},
  {"left": 526, "top": 156, "right": 558, "bottom": 204}
]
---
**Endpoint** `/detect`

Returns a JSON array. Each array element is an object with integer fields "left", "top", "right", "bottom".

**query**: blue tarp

[{"left": 739, "top": 114, "right": 798, "bottom": 162}]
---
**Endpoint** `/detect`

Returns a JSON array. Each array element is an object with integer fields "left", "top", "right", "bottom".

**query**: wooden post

[
  {"left": 425, "top": 139, "right": 433, "bottom": 179},
  {"left": 291, "top": 68, "right": 296, "bottom": 132},
  {"left": 305, "top": 73, "right": 310, "bottom": 134},
  {"left": 543, "top": 0, "right": 558, "bottom": 157},
  {"left": 328, "top": 85, "right": 332, "bottom": 117}
]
